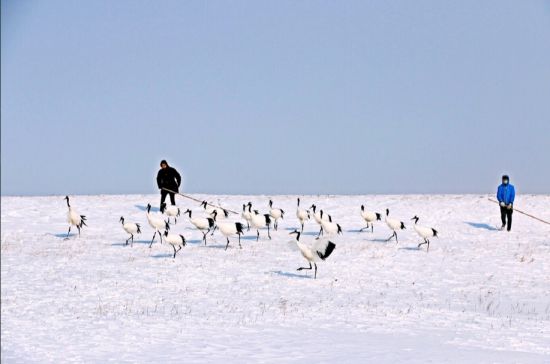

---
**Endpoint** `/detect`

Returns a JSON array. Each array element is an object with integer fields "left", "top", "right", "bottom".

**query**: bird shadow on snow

[
  {"left": 151, "top": 253, "right": 175, "bottom": 259},
  {"left": 283, "top": 227, "right": 309, "bottom": 232},
  {"left": 111, "top": 240, "right": 152, "bottom": 247},
  {"left": 135, "top": 204, "right": 160, "bottom": 212},
  {"left": 465, "top": 222, "right": 498, "bottom": 231},
  {"left": 398, "top": 246, "right": 421, "bottom": 252},
  {"left": 350, "top": 229, "right": 378, "bottom": 234},
  {"left": 186, "top": 239, "right": 203, "bottom": 245},
  {"left": 52, "top": 233, "right": 76, "bottom": 239},
  {"left": 370, "top": 238, "right": 392, "bottom": 244},
  {"left": 271, "top": 270, "right": 313, "bottom": 279}
]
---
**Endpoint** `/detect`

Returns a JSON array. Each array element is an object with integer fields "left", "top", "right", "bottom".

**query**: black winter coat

[{"left": 157, "top": 166, "right": 182, "bottom": 192}]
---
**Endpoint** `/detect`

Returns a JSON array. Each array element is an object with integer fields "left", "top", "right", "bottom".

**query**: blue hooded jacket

[{"left": 497, "top": 183, "right": 515, "bottom": 205}]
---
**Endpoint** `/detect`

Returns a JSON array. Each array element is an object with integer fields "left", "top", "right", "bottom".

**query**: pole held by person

[
  {"left": 488, "top": 198, "right": 550, "bottom": 225},
  {"left": 161, "top": 187, "right": 239, "bottom": 215}
]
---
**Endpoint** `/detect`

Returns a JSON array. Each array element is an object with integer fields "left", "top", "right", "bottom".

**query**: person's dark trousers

[
  {"left": 160, "top": 190, "right": 176, "bottom": 206},
  {"left": 500, "top": 206, "right": 513, "bottom": 231}
]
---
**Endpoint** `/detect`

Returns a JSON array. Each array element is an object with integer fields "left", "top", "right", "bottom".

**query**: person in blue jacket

[{"left": 497, "top": 174, "right": 515, "bottom": 231}]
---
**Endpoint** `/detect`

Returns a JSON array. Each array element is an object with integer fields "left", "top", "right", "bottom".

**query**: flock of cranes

[{"left": 64, "top": 195, "right": 439, "bottom": 278}]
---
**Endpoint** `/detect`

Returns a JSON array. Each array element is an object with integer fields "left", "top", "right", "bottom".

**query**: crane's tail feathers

[
  {"left": 317, "top": 241, "right": 336, "bottom": 260},
  {"left": 400, "top": 222, "right": 406, "bottom": 229},
  {"left": 432, "top": 228, "right": 438, "bottom": 237},
  {"left": 235, "top": 222, "right": 245, "bottom": 234},
  {"left": 136, "top": 224, "right": 142, "bottom": 233},
  {"left": 376, "top": 213, "right": 382, "bottom": 221}
]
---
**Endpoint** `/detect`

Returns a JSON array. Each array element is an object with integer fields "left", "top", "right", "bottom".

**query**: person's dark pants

[
  {"left": 500, "top": 206, "right": 513, "bottom": 231},
  {"left": 160, "top": 190, "right": 176, "bottom": 206}
]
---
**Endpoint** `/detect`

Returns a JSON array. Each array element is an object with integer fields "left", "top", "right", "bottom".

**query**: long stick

[
  {"left": 488, "top": 198, "right": 550, "bottom": 225},
  {"left": 161, "top": 188, "right": 239, "bottom": 215}
]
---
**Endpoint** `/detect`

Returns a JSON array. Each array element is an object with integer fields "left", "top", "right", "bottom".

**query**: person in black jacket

[{"left": 156, "top": 160, "right": 181, "bottom": 206}]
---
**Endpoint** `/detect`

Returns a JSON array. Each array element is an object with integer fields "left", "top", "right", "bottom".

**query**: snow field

[{"left": 1, "top": 194, "right": 549, "bottom": 363}]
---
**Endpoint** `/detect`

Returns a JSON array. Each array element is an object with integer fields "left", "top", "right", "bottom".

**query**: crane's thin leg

[
  {"left": 267, "top": 224, "right": 271, "bottom": 239},
  {"left": 202, "top": 232, "right": 207, "bottom": 245},
  {"left": 149, "top": 231, "right": 157, "bottom": 248},
  {"left": 225, "top": 237, "right": 230, "bottom": 251},
  {"left": 314, "top": 263, "right": 318, "bottom": 279},
  {"left": 256, "top": 230, "right": 260, "bottom": 242},
  {"left": 238, "top": 234, "right": 242, "bottom": 249},
  {"left": 418, "top": 238, "right": 428, "bottom": 249},
  {"left": 297, "top": 262, "right": 312, "bottom": 271},
  {"left": 66, "top": 226, "right": 71, "bottom": 238}
]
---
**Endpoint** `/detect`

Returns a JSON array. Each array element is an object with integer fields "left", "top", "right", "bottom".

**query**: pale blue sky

[{"left": 2, "top": 0, "right": 549, "bottom": 196}]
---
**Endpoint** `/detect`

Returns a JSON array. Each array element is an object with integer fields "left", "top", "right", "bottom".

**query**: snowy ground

[{"left": 1, "top": 194, "right": 549, "bottom": 363}]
